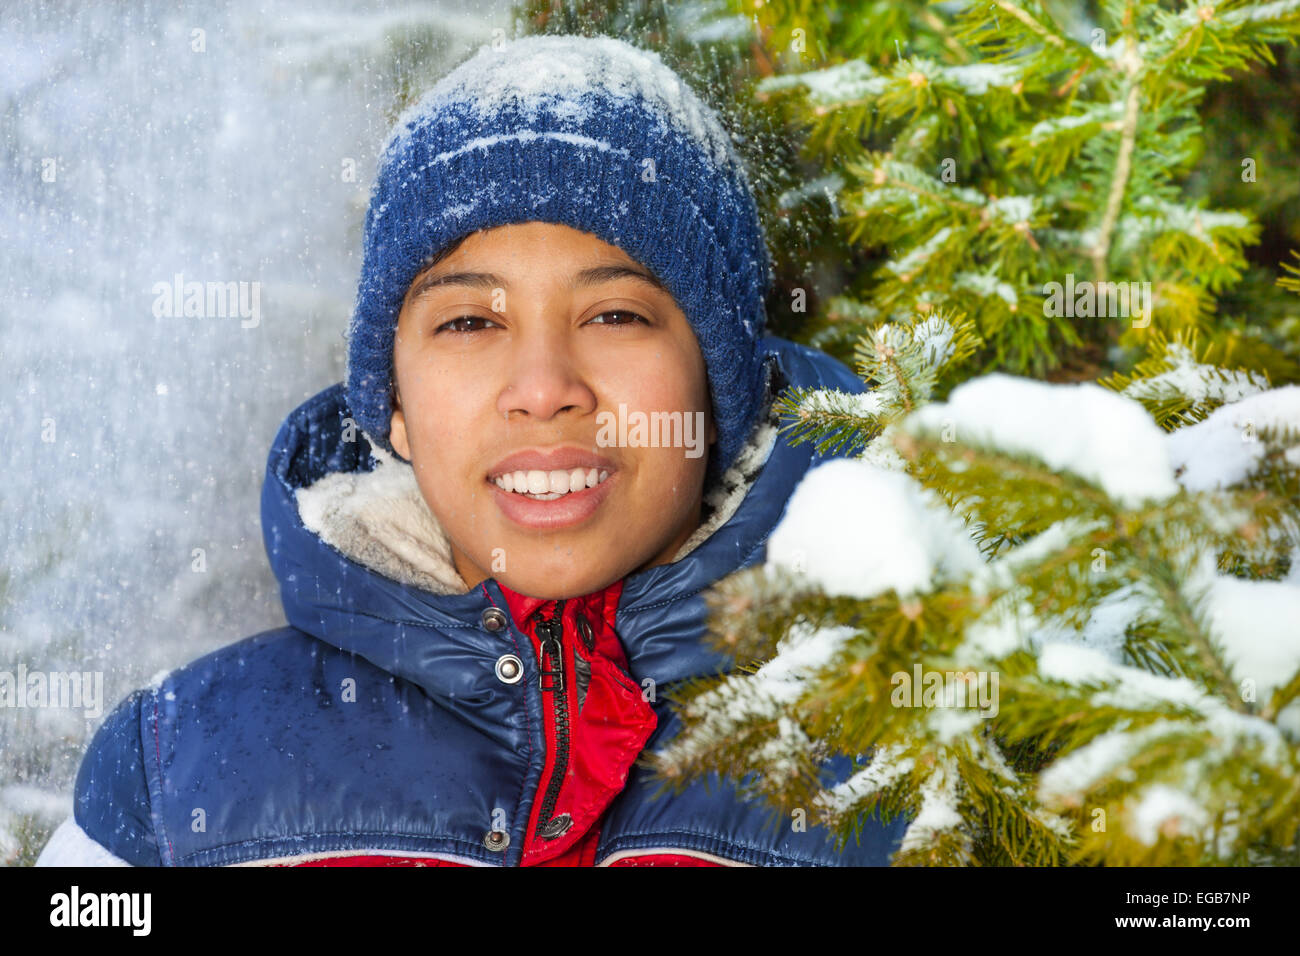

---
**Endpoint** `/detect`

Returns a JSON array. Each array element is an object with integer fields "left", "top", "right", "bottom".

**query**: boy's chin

[
  {"left": 495, "top": 570, "right": 618, "bottom": 601},
  {"left": 493, "top": 553, "right": 637, "bottom": 601}
]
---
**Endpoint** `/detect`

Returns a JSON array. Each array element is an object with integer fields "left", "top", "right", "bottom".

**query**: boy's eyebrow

[
  {"left": 407, "top": 263, "right": 668, "bottom": 301},
  {"left": 573, "top": 264, "right": 668, "bottom": 294}
]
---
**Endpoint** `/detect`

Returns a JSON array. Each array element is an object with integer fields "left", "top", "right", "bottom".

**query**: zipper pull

[{"left": 535, "top": 599, "right": 565, "bottom": 693}]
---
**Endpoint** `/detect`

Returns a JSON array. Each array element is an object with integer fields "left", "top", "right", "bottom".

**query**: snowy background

[{"left": 0, "top": 0, "right": 510, "bottom": 863}]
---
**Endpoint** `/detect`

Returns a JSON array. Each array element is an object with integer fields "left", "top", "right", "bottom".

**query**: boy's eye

[
  {"left": 433, "top": 311, "right": 649, "bottom": 334},
  {"left": 434, "top": 315, "right": 499, "bottom": 334},
  {"left": 586, "top": 310, "right": 649, "bottom": 327}
]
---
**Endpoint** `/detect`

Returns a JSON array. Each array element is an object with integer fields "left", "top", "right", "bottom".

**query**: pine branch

[{"left": 1090, "top": 37, "right": 1144, "bottom": 282}]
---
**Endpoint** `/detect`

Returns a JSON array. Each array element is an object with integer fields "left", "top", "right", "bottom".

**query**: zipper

[{"left": 533, "top": 598, "right": 572, "bottom": 840}]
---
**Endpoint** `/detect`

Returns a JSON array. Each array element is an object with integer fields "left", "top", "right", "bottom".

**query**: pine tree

[
  {"left": 739, "top": 0, "right": 1300, "bottom": 385},
  {"left": 650, "top": 306, "right": 1300, "bottom": 865}
]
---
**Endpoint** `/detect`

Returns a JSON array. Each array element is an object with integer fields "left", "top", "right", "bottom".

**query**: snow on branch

[{"left": 906, "top": 373, "right": 1182, "bottom": 507}]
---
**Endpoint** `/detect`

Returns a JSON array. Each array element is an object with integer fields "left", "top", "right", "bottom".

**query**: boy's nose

[{"left": 497, "top": 337, "right": 597, "bottom": 424}]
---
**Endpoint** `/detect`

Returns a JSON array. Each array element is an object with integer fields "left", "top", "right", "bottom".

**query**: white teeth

[{"left": 492, "top": 467, "right": 612, "bottom": 497}]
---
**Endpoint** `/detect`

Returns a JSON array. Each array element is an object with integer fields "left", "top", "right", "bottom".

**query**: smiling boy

[{"left": 38, "top": 34, "right": 908, "bottom": 867}]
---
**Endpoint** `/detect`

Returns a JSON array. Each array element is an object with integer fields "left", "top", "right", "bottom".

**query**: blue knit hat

[{"left": 346, "top": 34, "right": 773, "bottom": 482}]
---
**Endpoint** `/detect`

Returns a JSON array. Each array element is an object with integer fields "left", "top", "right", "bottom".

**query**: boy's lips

[
  {"left": 486, "top": 446, "right": 618, "bottom": 480},
  {"left": 485, "top": 445, "right": 620, "bottom": 531},
  {"left": 488, "top": 468, "right": 617, "bottom": 531}
]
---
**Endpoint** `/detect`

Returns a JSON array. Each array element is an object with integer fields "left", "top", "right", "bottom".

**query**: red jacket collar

[{"left": 495, "top": 577, "right": 627, "bottom": 637}]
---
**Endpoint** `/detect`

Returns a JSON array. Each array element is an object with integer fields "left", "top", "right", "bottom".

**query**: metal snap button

[
  {"left": 576, "top": 613, "right": 594, "bottom": 651},
  {"left": 481, "top": 606, "right": 508, "bottom": 632},
  {"left": 495, "top": 653, "right": 524, "bottom": 684},
  {"left": 483, "top": 829, "right": 510, "bottom": 852}
]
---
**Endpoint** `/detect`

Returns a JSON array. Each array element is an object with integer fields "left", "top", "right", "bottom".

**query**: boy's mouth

[
  {"left": 490, "top": 467, "right": 611, "bottom": 500},
  {"left": 485, "top": 446, "right": 619, "bottom": 529},
  {"left": 486, "top": 468, "right": 617, "bottom": 530}
]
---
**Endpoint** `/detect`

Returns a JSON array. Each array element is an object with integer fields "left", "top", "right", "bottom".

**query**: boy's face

[{"left": 389, "top": 222, "right": 717, "bottom": 599}]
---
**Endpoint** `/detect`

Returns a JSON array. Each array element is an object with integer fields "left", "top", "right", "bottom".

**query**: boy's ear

[{"left": 389, "top": 384, "right": 411, "bottom": 460}]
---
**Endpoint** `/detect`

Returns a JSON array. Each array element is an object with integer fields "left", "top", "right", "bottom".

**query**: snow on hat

[{"left": 345, "top": 33, "right": 773, "bottom": 482}]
